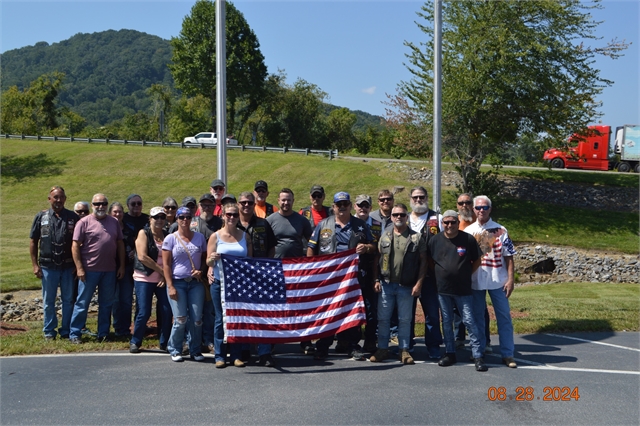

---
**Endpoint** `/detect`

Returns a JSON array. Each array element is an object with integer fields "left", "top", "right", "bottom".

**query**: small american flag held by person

[{"left": 220, "top": 249, "right": 366, "bottom": 343}]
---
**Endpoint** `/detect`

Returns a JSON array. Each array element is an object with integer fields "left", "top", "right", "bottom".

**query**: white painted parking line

[{"left": 543, "top": 333, "right": 640, "bottom": 352}]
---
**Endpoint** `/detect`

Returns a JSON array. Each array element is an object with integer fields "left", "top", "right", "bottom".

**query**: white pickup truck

[{"left": 183, "top": 132, "right": 239, "bottom": 146}]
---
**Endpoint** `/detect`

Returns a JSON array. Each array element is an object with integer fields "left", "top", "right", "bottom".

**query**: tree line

[{"left": 1, "top": 0, "right": 627, "bottom": 198}]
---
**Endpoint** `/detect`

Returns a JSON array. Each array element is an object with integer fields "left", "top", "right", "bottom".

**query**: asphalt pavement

[{"left": 1, "top": 331, "right": 638, "bottom": 425}]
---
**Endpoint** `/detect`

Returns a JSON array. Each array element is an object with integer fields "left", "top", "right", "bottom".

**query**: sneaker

[
  {"left": 369, "top": 348, "right": 389, "bottom": 363},
  {"left": 389, "top": 336, "right": 399, "bottom": 346},
  {"left": 313, "top": 350, "right": 328, "bottom": 361},
  {"left": 69, "top": 337, "right": 82, "bottom": 345},
  {"left": 335, "top": 340, "right": 350, "bottom": 354},
  {"left": 455, "top": 340, "right": 466, "bottom": 349},
  {"left": 428, "top": 346, "right": 441, "bottom": 359},
  {"left": 233, "top": 359, "right": 246, "bottom": 368},
  {"left": 191, "top": 353, "right": 205, "bottom": 362},
  {"left": 475, "top": 357, "right": 488, "bottom": 372},
  {"left": 257, "top": 354, "right": 277, "bottom": 367},
  {"left": 81, "top": 328, "right": 97, "bottom": 337},
  {"left": 171, "top": 354, "right": 184, "bottom": 362},
  {"left": 503, "top": 357, "right": 517, "bottom": 368},
  {"left": 215, "top": 360, "right": 226, "bottom": 369},
  {"left": 302, "top": 344, "right": 315, "bottom": 355},
  {"left": 44, "top": 335, "right": 56, "bottom": 341},
  {"left": 400, "top": 349, "right": 415, "bottom": 365},
  {"left": 438, "top": 353, "right": 457, "bottom": 367},
  {"left": 129, "top": 343, "right": 141, "bottom": 354},
  {"left": 349, "top": 349, "right": 366, "bottom": 361},
  {"left": 484, "top": 345, "right": 493, "bottom": 354}
]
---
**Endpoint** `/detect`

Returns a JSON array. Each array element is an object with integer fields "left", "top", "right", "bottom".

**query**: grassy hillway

[{"left": 1, "top": 138, "right": 638, "bottom": 292}]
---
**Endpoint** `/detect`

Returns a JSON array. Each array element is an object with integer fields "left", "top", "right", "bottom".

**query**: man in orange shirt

[{"left": 253, "top": 180, "right": 278, "bottom": 218}]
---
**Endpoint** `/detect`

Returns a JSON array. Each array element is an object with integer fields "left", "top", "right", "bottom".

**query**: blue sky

[{"left": 1, "top": 0, "right": 638, "bottom": 127}]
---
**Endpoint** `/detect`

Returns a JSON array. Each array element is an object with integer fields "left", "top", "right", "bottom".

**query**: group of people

[{"left": 30, "top": 179, "right": 518, "bottom": 371}]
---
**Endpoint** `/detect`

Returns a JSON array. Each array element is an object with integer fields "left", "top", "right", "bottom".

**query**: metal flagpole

[
  {"left": 216, "top": 0, "right": 228, "bottom": 186},
  {"left": 432, "top": 0, "right": 442, "bottom": 213}
]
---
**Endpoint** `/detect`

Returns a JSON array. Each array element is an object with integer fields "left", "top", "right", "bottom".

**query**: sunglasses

[
  {"left": 411, "top": 195, "right": 426, "bottom": 200},
  {"left": 457, "top": 201, "right": 472, "bottom": 206},
  {"left": 200, "top": 203, "right": 215, "bottom": 209},
  {"left": 311, "top": 193, "right": 324, "bottom": 199},
  {"left": 75, "top": 210, "right": 89, "bottom": 215},
  {"left": 152, "top": 214, "right": 167, "bottom": 220},
  {"left": 177, "top": 216, "right": 192, "bottom": 221},
  {"left": 474, "top": 206, "right": 491, "bottom": 211},
  {"left": 92, "top": 202, "right": 108, "bottom": 207},
  {"left": 163, "top": 205, "right": 177, "bottom": 210},
  {"left": 239, "top": 200, "right": 255, "bottom": 206},
  {"left": 212, "top": 186, "right": 225, "bottom": 191},
  {"left": 225, "top": 212, "right": 240, "bottom": 218},
  {"left": 335, "top": 202, "right": 351, "bottom": 208},
  {"left": 356, "top": 203, "right": 371, "bottom": 209},
  {"left": 391, "top": 213, "right": 407, "bottom": 218},
  {"left": 442, "top": 220, "right": 458, "bottom": 225},
  {"left": 255, "top": 188, "right": 267, "bottom": 193},
  {"left": 378, "top": 197, "right": 393, "bottom": 202},
  {"left": 129, "top": 201, "right": 142, "bottom": 207}
]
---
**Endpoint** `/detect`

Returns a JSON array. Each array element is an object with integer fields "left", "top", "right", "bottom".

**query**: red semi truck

[{"left": 543, "top": 124, "right": 640, "bottom": 173}]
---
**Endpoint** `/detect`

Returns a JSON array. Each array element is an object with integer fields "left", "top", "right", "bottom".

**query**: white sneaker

[{"left": 171, "top": 354, "right": 184, "bottom": 362}]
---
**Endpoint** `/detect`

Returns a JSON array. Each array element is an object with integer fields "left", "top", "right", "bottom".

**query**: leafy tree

[
  {"left": 167, "top": 95, "right": 211, "bottom": 142},
  {"left": 169, "top": 0, "right": 267, "bottom": 135},
  {"left": 326, "top": 108, "right": 357, "bottom": 151},
  {"left": 399, "top": 0, "right": 628, "bottom": 194}
]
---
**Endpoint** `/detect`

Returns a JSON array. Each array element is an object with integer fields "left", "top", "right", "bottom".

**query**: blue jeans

[
  {"left": 454, "top": 305, "right": 491, "bottom": 345},
  {"left": 377, "top": 281, "right": 414, "bottom": 350},
  {"left": 211, "top": 279, "right": 241, "bottom": 362},
  {"left": 41, "top": 267, "right": 75, "bottom": 338},
  {"left": 438, "top": 294, "right": 482, "bottom": 359},
  {"left": 112, "top": 266, "right": 134, "bottom": 336},
  {"left": 70, "top": 271, "right": 116, "bottom": 339},
  {"left": 166, "top": 279, "right": 205, "bottom": 356},
  {"left": 472, "top": 289, "right": 515, "bottom": 358},
  {"left": 202, "top": 296, "right": 215, "bottom": 347},
  {"left": 131, "top": 280, "right": 172, "bottom": 348}
]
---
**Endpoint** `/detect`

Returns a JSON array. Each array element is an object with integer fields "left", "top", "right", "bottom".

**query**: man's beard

[
  {"left": 200, "top": 211, "right": 210, "bottom": 221},
  {"left": 459, "top": 209, "right": 474, "bottom": 222},
  {"left": 94, "top": 209, "right": 107, "bottom": 218},
  {"left": 410, "top": 201, "right": 428, "bottom": 215}
]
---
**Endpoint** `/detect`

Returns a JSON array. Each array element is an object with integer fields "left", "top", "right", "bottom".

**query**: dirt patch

[{"left": 1, "top": 322, "right": 28, "bottom": 337}]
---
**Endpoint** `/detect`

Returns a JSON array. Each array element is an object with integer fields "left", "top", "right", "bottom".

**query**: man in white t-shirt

[{"left": 465, "top": 195, "right": 517, "bottom": 369}]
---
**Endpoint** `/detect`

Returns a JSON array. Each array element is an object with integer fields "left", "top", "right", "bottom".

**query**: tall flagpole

[
  {"left": 432, "top": 0, "right": 442, "bottom": 213},
  {"left": 216, "top": 0, "right": 228, "bottom": 186}
]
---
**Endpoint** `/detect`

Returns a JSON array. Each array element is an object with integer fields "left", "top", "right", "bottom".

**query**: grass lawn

[
  {"left": 1, "top": 138, "right": 638, "bottom": 292},
  {"left": 3, "top": 283, "right": 637, "bottom": 356}
]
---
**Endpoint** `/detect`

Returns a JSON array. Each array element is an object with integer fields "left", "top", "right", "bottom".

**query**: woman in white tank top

[{"left": 206, "top": 202, "right": 253, "bottom": 368}]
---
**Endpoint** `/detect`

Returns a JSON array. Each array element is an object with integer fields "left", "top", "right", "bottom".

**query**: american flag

[{"left": 220, "top": 249, "right": 366, "bottom": 343}]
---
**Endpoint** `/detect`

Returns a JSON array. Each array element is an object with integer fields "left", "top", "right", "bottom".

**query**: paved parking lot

[{"left": 1, "top": 331, "right": 638, "bottom": 425}]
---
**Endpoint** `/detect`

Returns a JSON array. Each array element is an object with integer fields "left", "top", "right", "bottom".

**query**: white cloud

[{"left": 361, "top": 86, "right": 376, "bottom": 95}]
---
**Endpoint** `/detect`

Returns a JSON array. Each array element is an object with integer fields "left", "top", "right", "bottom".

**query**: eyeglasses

[
  {"left": 75, "top": 210, "right": 89, "bottom": 215},
  {"left": 163, "top": 205, "right": 177, "bottom": 210},
  {"left": 335, "top": 201, "right": 351, "bottom": 208},
  {"left": 391, "top": 213, "right": 407, "bottom": 218},
  {"left": 442, "top": 220, "right": 458, "bottom": 225},
  {"left": 457, "top": 201, "right": 472, "bottom": 206},
  {"left": 378, "top": 197, "right": 393, "bottom": 203},
  {"left": 311, "top": 193, "right": 324, "bottom": 199},
  {"left": 474, "top": 205, "right": 491, "bottom": 211},
  {"left": 92, "top": 202, "right": 108, "bottom": 207},
  {"left": 212, "top": 186, "right": 225, "bottom": 191},
  {"left": 129, "top": 201, "right": 142, "bottom": 207},
  {"left": 152, "top": 214, "right": 167, "bottom": 220},
  {"left": 239, "top": 200, "right": 255, "bottom": 206},
  {"left": 177, "top": 216, "right": 192, "bottom": 221},
  {"left": 225, "top": 212, "right": 239, "bottom": 218},
  {"left": 411, "top": 195, "right": 426, "bottom": 200}
]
